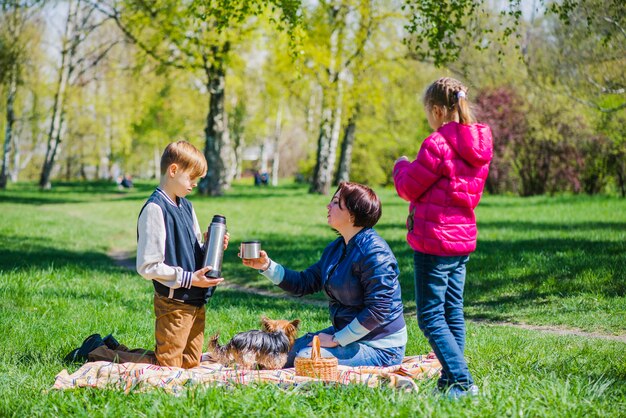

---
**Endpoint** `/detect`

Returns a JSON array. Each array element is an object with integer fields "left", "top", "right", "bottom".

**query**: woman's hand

[
  {"left": 191, "top": 266, "right": 224, "bottom": 288},
  {"left": 311, "top": 333, "right": 339, "bottom": 348},
  {"left": 241, "top": 250, "right": 270, "bottom": 271}
]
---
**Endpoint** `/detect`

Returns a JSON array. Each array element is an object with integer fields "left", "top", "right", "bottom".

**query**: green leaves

[
  {"left": 189, "top": 0, "right": 301, "bottom": 33},
  {"left": 403, "top": 0, "right": 481, "bottom": 67}
]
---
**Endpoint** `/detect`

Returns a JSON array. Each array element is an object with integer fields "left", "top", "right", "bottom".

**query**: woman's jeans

[
  {"left": 285, "top": 326, "right": 405, "bottom": 368},
  {"left": 414, "top": 251, "right": 473, "bottom": 389}
]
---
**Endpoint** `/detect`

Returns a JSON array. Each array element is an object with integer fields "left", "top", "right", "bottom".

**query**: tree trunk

[
  {"left": 310, "top": 96, "right": 335, "bottom": 194},
  {"left": 199, "top": 45, "right": 234, "bottom": 196},
  {"left": 334, "top": 108, "right": 358, "bottom": 185},
  {"left": 10, "top": 131, "right": 22, "bottom": 182},
  {"left": 39, "top": 0, "right": 77, "bottom": 189},
  {"left": 259, "top": 140, "right": 268, "bottom": 174},
  {"left": 310, "top": 16, "right": 344, "bottom": 195},
  {"left": 233, "top": 135, "right": 244, "bottom": 180},
  {"left": 153, "top": 145, "right": 160, "bottom": 179},
  {"left": 271, "top": 105, "right": 282, "bottom": 186},
  {"left": 0, "top": 65, "right": 17, "bottom": 190}
]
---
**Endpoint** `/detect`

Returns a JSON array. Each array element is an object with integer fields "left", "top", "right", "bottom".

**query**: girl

[{"left": 393, "top": 77, "right": 493, "bottom": 398}]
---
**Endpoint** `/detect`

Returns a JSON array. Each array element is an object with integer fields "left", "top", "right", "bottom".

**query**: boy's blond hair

[{"left": 160, "top": 141, "right": 207, "bottom": 179}]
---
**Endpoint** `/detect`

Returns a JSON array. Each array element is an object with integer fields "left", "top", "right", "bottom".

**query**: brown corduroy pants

[{"left": 87, "top": 292, "right": 205, "bottom": 369}]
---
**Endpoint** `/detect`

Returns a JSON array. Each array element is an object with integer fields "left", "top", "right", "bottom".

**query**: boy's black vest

[{"left": 138, "top": 189, "right": 213, "bottom": 306}]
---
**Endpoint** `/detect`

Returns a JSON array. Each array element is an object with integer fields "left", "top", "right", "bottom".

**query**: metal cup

[{"left": 240, "top": 241, "right": 261, "bottom": 259}]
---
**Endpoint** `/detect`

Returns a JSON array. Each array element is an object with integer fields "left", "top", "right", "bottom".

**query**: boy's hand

[
  {"left": 202, "top": 232, "right": 230, "bottom": 251},
  {"left": 191, "top": 266, "right": 224, "bottom": 288},
  {"left": 241, "top": 250, "right": 270, "bottom": 271}
]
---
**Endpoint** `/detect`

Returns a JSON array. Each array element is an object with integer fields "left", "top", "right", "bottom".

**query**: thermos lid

[
  {"left": 242, "top": 240, "right": 260, "bottom": 244},
  {"left": 211, "top": 214, "right": 226, "bottom": 224}
]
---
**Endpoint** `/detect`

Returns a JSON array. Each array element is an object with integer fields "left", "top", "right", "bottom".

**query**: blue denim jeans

[
  {"left": 413, "top": 251, "right": 473, "bottom": 389},
  {"left": 284, "top": 326, "right": 405, "bottom": 368}
]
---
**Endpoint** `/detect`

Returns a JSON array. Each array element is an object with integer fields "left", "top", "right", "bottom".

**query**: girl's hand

[
  {"left": 310, "top": 333, "right": 339, "bottom": 348},
  {"left": 241, "top": 250, "right": 270, "bottom": 271},
  {"left": 191, "top": 266, "right": 224, "bottom": 288},
  {"left": 395, "top": 156, "right": 410, "bottom": 165}
]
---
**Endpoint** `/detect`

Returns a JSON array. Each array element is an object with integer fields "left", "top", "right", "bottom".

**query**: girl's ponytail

[{"left": 456, "top": 91, "right": 475, "bottom": 125}]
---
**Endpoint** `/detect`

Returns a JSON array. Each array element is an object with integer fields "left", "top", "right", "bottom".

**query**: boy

[
  {"left": 69, "top": 141, "right": 227, "bottom": 368},
  {"left": 134, "top": 140, "right": 227, "bottom": 368}
]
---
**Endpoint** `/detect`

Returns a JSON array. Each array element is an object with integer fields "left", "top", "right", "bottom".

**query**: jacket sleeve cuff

[
  {"left": 260, "top": 259, "right": 284, "bottom": 285},
  {"left": 179, "top": 270, "right": 193, "bottom": 289},
  {"left": 333, "top": 318, "right": 370, "bottom": 346},
  {"left": 393, "top": 160, "right": 409, "bottom": 176}
]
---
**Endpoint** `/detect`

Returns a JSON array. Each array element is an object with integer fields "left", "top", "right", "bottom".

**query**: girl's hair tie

[{"left": 457, "top": 91, "right": 466, "bottom": 100}]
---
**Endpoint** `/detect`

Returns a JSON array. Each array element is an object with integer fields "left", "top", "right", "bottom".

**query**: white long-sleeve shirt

[{"left": 136, "top": 188, "right": 203, "bottom": 290}]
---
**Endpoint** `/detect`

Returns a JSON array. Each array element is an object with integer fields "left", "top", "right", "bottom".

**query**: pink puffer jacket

[{"left": 393, "top": 121, "right": 493, "bottom": 256}]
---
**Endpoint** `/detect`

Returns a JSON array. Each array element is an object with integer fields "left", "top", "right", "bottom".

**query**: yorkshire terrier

[{"left": 208, "top": 316, "right": 300, "bottom": 370}]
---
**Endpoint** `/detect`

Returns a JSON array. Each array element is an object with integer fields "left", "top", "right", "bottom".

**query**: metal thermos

[{"left": 202, "top": 214, "right": 226, "bottom": 278}]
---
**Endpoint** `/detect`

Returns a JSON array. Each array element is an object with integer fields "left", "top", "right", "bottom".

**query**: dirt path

[{"left": 110, "top": 250, "right": 626, "bottom": 344}]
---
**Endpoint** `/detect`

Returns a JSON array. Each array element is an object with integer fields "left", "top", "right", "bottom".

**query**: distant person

[
  {"left": 120, "top": 174, "right": 133, "bottom": 189},
  {"left": 253, "top": 169, "right": 269, "bottom": 186},
  {"left": 66, "top": 141, "right": 229, "bottom": 368},
  {"left": 242, "top": 182, "right": 406, "bottom": 367},
  {"left": 393, "top": 77, "right": 493, "bottom": 398},
  {"left": 260, "top": 172, "right": 269, "bottom": 185}
]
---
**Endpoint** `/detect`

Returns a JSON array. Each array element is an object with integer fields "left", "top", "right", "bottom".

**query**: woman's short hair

[
  {"left": 334, "top": 182, "right": 382, "bottom": 228},
  {"left": 160, "top": 141, "right": 208, "bottom": 179}
]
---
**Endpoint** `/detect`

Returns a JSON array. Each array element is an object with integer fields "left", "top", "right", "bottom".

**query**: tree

[
  {"left": 92, "top": 0, "right": 300, "bottom": 196},
  {"left": 0, "top": 1, "right": 40, "bottom": 189},
  {"left": 474, "top": 86, "right": 528, "bottom": 194},
  {"left": 403, "top": 0, "right": 625, "bottom": 111},
  {"left": 308, "top": 1, "right": 349, "bottom": 195},
  {"left": 39, "top": 0, "right": 117, "bottom": 189}
]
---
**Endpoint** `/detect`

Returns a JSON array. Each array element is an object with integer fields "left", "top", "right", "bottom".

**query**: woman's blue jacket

[{"left": 279, "top": 228, "right": 405, "bottom": 342}]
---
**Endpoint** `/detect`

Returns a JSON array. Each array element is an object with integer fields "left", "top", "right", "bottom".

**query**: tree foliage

[{"left": 1, "top": 0, "right": 624, "bottom": 198}]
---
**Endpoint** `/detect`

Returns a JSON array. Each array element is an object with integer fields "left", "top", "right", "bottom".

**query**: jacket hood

[{"left": 439, "top": 122, "right": 493, "bottom": 167}]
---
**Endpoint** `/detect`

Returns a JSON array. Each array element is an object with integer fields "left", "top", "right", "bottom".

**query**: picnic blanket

[{"left": 53, "top": 354, "right": 441, "bottom": 394}]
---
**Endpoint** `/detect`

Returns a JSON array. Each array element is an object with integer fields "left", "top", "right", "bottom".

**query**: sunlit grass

[{"left": 0, "top": 180, "right": 625, "bottom": 417}]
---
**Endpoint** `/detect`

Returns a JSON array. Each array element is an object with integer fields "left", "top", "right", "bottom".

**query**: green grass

[{"left": 1, "top": 180, "right": 625, "bottom": 417}]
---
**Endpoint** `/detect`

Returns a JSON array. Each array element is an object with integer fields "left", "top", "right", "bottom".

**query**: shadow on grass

[
  {"left": 0, "top": 181, "right": 156, "bottom": 205},
  {"left": 0, "top": 235, "right": 127, "bottom": 273},
  {"left": 375, "top": 224, "right": 626, "bottom": 317}
]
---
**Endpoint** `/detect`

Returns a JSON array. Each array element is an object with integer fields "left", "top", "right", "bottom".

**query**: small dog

[{"left": 208, "top": 317, "right": 300, "bottom": 369}]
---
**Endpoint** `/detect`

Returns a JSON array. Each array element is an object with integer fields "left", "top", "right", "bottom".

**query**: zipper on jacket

[{"left": 324, "top": 243, "right": 347, "bottom": 300}]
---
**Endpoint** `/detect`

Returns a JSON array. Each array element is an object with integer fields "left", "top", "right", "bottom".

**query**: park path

[{"left": 109, "top": 250, "right": 626, "bottom": 344}]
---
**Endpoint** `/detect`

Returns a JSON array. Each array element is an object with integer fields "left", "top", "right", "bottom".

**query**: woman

[{"left": 242, "top": 182, "right": 406, "bottom": 367}]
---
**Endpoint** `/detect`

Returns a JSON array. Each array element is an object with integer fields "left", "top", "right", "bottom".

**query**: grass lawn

[{"left": 0, "top": 180, "right": 625, "bottom": 417}]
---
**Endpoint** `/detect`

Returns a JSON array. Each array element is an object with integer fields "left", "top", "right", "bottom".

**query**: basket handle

[{"left": 311, "top": 335, "right": 321, "bottom": 360}]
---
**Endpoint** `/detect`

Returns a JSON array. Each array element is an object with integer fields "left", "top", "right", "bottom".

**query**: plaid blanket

[{"left": 53, "top": 354, "right": 441, "bottom": 394}]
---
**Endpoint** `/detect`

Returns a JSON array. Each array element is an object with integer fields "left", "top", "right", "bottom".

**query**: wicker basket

[{"left": 294, "top": 335, "right": 338, "bottom": 381}]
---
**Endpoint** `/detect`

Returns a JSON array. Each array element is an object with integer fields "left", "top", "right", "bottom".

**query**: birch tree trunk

[
  {"left": 0, "top": 2, "right": 24, "bottom": 189},
  {"left": 310, "top": 8, "right": 344, "bottom": 195},
  {"left": 271, "top": 105, "right": 282, "bottom": 186},
  {"left": 259, "top": 141, "right": 267, "bottom": 173},
  {"left": 233, "top": 135, "right": 244, "bottom": 180},
  {"left": 334, "top": 107, "right": 358, "bottom": 185},
  {"left": 0, "top": 61, "right": 17, "bottom": 189},
  {"left": 39, "top": 0, "right": 77, "bottom": 189},
  {"left": 230, "top": 98, "right": 245, "bottom": 180}
]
